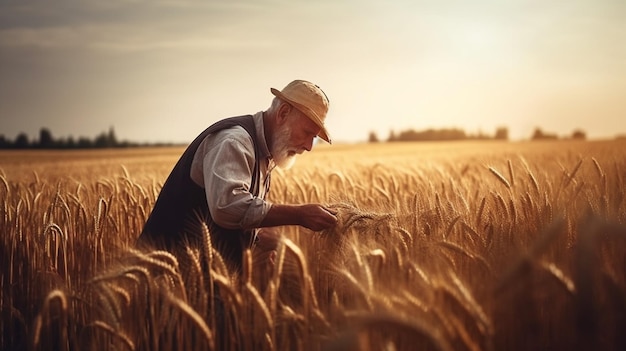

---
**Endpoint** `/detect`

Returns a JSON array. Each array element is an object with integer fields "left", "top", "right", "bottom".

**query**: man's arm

[
  {"left": 200, "top": 133, "right": 271, "bottom": 229},
  {"left": 259, "top": 203, "right": 338, "bottom": 231},
  {"left": 196, "top": 128, "right": 337, "bottom": 232}
]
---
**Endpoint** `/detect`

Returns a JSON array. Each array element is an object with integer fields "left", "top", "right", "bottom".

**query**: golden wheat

[{"left": 1, "top": 140, "right": 625, "bottom": 350}]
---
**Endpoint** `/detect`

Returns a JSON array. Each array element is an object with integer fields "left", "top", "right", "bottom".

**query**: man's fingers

[
  {"left": 323, "top": 206, "right": 338, "bottom": 215},
  {"left": 322, "top": 208, "right": 338, "bottom": 227}
]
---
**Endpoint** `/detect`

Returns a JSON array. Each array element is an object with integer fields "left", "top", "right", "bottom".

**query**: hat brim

[{"left": 271, "top": 88, "right": 331, "bottom": 144}]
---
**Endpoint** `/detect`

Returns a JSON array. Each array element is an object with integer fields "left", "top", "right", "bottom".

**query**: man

[{"left": 138, "top": 79, "right": 338, "bottom": 272}]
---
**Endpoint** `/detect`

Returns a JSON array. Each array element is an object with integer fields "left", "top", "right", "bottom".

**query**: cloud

[
  {"left": 0, "top": 0, "right": 279, "bottom": 52},
  {"left": 0, "top": 25, "right": 279, "bottom": 52}
]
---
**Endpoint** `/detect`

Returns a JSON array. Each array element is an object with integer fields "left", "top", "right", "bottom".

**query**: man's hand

[
  {"left": 253, "top": 228, "right": 281, "bottom": 267},
  {"left": 256, "top": 227, "right": 281, "bottom": 251},
  {"left": 297, "top": 204, "right": 338, "bottom": 231},
  {"left": 260, "top": 203, "right": 338, "bottom": 231}
]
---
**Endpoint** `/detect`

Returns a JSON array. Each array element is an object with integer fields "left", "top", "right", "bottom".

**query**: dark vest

[{"left": 138, "top": 115, "right": 268, "bottom": 271}]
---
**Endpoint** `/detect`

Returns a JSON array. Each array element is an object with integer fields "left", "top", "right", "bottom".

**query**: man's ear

[{"left": 276, "top": 102, "right": 291, "bottom": 124}]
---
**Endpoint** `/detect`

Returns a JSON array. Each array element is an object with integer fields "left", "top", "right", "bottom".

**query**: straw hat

[{"left": 270, "top": 80, "right": 331, "bottom": 144}]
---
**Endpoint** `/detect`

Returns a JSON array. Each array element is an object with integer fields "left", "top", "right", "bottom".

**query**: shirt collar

[{"left": 252, "top": 111, "right": 271, "bottom": 160}]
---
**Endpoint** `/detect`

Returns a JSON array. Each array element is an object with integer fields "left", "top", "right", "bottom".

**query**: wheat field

[{"left": 1, "top": 140, "right": 625, "bottom": 351}]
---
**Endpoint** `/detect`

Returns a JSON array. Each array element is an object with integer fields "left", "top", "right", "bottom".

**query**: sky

[{"left": 1, "top": 0, "right": 625, "bottom": 144}]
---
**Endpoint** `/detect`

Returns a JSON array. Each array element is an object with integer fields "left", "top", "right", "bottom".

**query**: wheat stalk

[
  {"left": 244, "top": 282, "right": 273, "bottom": 329},
  {"left": 340, "top": 311, "right": 453, "bottom": 351},
  {"left": 488, "top": 166, "right": 511, "bottom": 189},
  {"left": 166, "top": 292, "right": 215, "bottom": 350},
  {"left": 98, "top": 284, "right": 122, "bottom": 327},
  {"left": 476, "top": 196, "right": 487, "bottom": 228},
  {"left": 32, "top": 289, "right": 69, "bottom": 351},
  {"left": 527, "top": 170, "right": 540, "bottom": 195},
  {"left": 84, "top": 321, "right": 135, "bottom": 351},
  {"left": 445, "top": 215, "right": 461, "bottom": 238},
  {"left": 507, "top": 160, "right": 515, "bottom": 188},
  {"left": 538, "top": 260, "right": 576, "bottom": 296},
  {"left": 563, "top": 158, "right": 583, "bottom": 189}
]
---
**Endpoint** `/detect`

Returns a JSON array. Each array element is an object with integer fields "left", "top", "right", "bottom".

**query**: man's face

[{"left": 271, "top": 107, "right": 320, "bottom": 169}]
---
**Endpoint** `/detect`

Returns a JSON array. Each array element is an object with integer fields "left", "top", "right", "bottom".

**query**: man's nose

[{"left": 304, "top": 138, "right": 314, "bottom": 152}]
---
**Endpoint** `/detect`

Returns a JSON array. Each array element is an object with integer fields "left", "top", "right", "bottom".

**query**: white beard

[{"left": 271, "top": 123, "right": 297, "bottom": 170}]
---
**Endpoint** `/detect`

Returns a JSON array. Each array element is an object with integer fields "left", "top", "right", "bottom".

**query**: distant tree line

[
  {"left": 369, "top": 127, "right": 510, "bottom": 143},
  {"left": 368, "top": 127, "right": 589, "bottom": 143},
  {"left": 530, "top": 128, "right": 586, "bottom": 141},
  {"left": 0, "top": 127, "right": 181, "bottom": 149},
  {"left": 0, "top": 125, "right": 595, "bottom": 149}
]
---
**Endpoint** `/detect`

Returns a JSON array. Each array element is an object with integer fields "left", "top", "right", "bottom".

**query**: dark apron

[{"left": 138, "top": 115, "right": 269, "bottom": 271}]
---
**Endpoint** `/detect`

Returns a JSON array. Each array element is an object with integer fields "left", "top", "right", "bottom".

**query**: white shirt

[{"left": 189, "top": 111, "right": 273, "bottom": 230}]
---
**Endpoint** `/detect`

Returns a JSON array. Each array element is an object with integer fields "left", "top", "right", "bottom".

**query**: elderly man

[{"left": 138, "top": 80, "right": 338, "bottom": 272}]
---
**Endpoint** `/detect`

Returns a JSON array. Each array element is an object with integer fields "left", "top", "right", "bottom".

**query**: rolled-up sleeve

[{"left": 202, "top": 136, "right": 271, "bottom": 229}]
